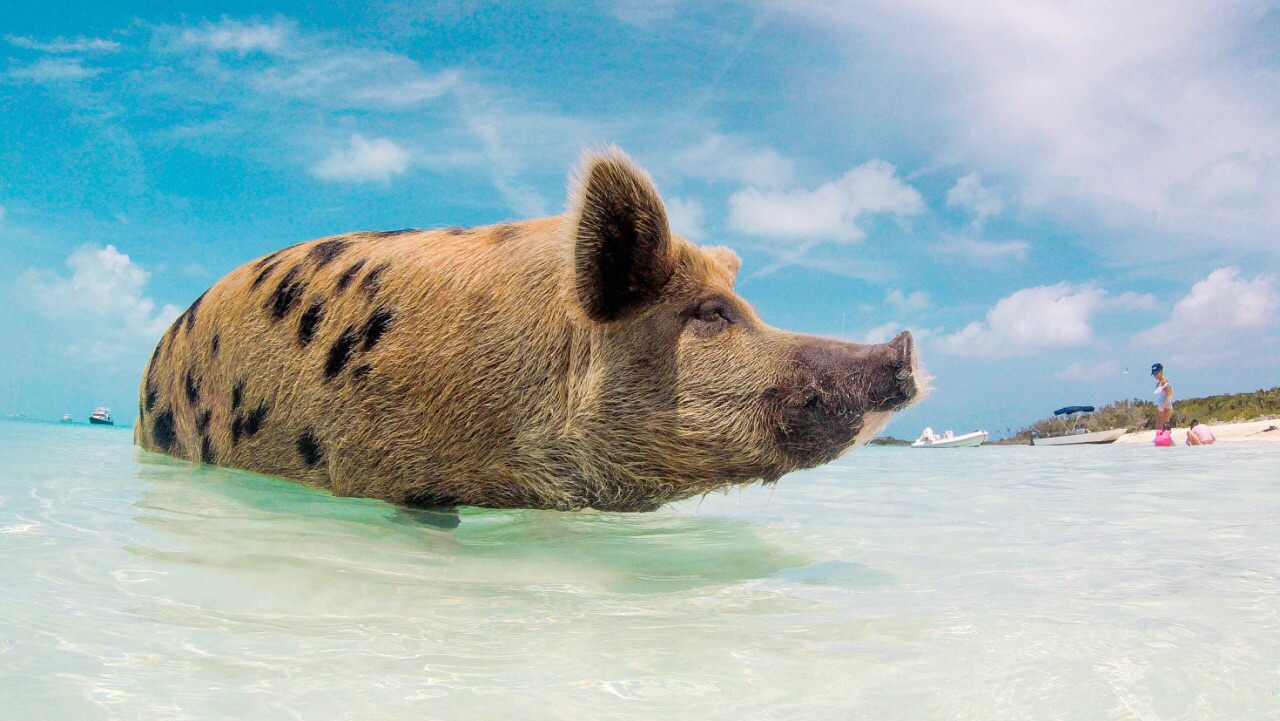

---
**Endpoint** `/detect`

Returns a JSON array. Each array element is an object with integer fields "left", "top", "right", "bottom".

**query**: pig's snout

[{"left": 770, "top": 331, "right": 919, "bottom": 466}]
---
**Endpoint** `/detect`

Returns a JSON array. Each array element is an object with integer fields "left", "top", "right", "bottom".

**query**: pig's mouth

[{"left": 765, "top": 331, "right": 921, "bottom": 472}]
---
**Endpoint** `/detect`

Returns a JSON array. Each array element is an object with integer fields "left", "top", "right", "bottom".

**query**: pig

[{"left": 136, "top": 148, "right": 922, "bottom": 512}]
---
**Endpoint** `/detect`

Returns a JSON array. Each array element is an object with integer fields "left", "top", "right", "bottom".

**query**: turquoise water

[{"left": 2, "top": 419, "right": 1279, "bottom": 720}]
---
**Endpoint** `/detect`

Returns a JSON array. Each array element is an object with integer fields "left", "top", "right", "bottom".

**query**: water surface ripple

[{"left": 2, "top": 419, "right": 1278, "bottom": 719}]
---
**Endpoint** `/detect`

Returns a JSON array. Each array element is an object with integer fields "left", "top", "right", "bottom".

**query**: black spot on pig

[
  {"left": 252, "top": 250, "right": 283, "bottom": 271},
  {"left": 362, "top": 308, "right": 395, "bottom": 351},
  {"left": 492, "top": 224, "right": 519, "bottom": 244},
  {"left": 243, "top": 404, "right": 268, "bottom": 437},
  {"left": 296, "top": 431, "right": 323, "bottom": 467},
  {"left": 268, "top": 264, "right": 308, "bottom": 320},
  {"left": 298, "top": 301, "right": 325, "bottom": 346},
  {"left": 335, "top": 259, "right": 367, "bottom": 293},
  {"left": 153, "top": 409, "right": 177, "bottom": 452},
  {"left": 360, "top": 262, "right": 391, "bottom": 296},
  {"left": 324, "top": 327, "right": 360, "bottom": 381},
  {"left": 306, "top": 239, "right": 349, "bottom": 270},
  {"left": 251, "top": 260, "right": 281, "bottom": 290},
  {"left": 183, "top": 291, "right": 207, "bottom": 334},
  {"left": 366, "top": 228, "right": 418, "bottom": 238},
  {"left": 184, "top": 368, "right": 200, "bottom": 405}
]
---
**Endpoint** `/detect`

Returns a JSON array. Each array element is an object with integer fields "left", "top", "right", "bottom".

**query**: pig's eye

[{"left": 685, "top": 299, "right": 733, "bottom": 335}]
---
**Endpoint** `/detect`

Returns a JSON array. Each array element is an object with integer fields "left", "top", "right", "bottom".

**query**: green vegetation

[
  {"left": 868, "top": 436, "right": 912, "bottom": 446},
  {"left": 994, "top": 387, "right": 1280, "bottom": 444}
]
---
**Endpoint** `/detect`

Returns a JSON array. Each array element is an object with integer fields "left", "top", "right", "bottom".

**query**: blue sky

[{"left": 2, "top": 0, "right": 1279, "bottom": 437}]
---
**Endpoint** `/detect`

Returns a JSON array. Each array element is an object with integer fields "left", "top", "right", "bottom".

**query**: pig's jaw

[{"left": 848, "top": 410, "right": 894, "bottom": 451}]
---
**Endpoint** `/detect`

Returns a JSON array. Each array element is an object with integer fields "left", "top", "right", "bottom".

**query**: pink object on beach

[
  {"left": 1154, "top": 429, "right": 1173, "bottom": 446},
  {"left": 1190, "top": 424, "right": 1216, "bottom": 444}
]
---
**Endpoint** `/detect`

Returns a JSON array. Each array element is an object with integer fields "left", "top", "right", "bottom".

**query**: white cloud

[
  {"left": 179, "top": 18, "right": 291, "bottom": 54},
  {"left": 248, "top": 50, "right": 460, "bottom": 108},
  {"left": 610, "top": 0, "right": 684, "bottom": 25},
  {"left": 674, "top": 134, "right": 796, "bottom": 189},
  {"left": 862, "top": 321, "right": 901, "bottom": 344},
  {"left": 937, "top": 283, "right": 1108, "bottom": 358},
  {"left": 5, "top": 35, "right": 120, "bottom": 53},
  {"left": 728, "top": 160, "right": 925, "bottom": 243},
  {"left": 1132, "top": 267, "right": 1280, "bottom": 357},
  {"left": 20, "top": 245, "right": 181, "bottom": 361},
  {"left": 1107, "top": 290, "right": 1158, "bottom": 312},
  {"left": 312, "top": 134, "right": 410, "bottom": 183},
  {"left": 946, "top": 173, "right": 1004, "bottom": 223},
  {"left": 885, "top": 288, "right": 930, "bottom": 314},
  {"left": 1057, "top": 359, "right": 1120, "bottom": 381},
  {"left": 864, "top": 322, "right": 934, "bottom": 346},
  {"left": 935, "top": 236, "right": 1029, "bottom": 264},
  {"left": 346, "top": 70, "right": 460, "bottom": 106},
  {"left": 665, "top": 196, "right": 706, "bottom": 241},
  {"left": 763, "top": 0, "right": 1280, "bottom": 254},
  {"left": 6, "top": 57, "right": 101, "bottom": 83}
]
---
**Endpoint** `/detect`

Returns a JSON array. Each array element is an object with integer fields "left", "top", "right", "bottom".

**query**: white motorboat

[
  {"left": 912, "top": 427, "right": 988, "bottom": 448},
  {"left": 60, "top": 413, "right": 74, "bottom": 423},
  {"left": 1029, "top": 406, "right": 1125, "bottom": 446},
  {"left": 89, "top": 407, "right": 114, "bottom": 426},
  {"left": 1030, "top": 427, "right": 1127, "bottom": 446}
]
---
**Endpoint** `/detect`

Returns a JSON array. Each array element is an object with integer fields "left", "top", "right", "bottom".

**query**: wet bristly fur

[{"left": 136, "top": 147, "right": 922, "bottom": 512}]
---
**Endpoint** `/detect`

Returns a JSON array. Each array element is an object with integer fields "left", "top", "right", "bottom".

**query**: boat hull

[
  {"left": 88, "top": 417, "right": 114, "bottom": 426},
  {"left": 912, "top": 431, "right": 988, "bottom": 448},
  {"left": 1030, "top": 428, "right": 1126, "bottom": 446}
]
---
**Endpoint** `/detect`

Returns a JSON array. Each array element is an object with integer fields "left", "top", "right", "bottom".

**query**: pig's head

[{"left": 563, "top": 148, "right": 923, "bottom": 502}]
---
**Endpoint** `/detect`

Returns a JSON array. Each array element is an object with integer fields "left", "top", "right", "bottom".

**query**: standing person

[{"left": 1151, "top": 363, "right": 1173, "bottom": 429}]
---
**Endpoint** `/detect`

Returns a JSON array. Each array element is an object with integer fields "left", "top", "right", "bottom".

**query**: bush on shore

[{"left": 993, "top": 387, "right": 1280, "bottom": 443}]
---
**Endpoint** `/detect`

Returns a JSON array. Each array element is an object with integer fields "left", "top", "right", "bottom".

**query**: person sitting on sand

[
  {"left": 1152, "top": 363, "right": 1173, "bottom": 429},
  {"left": 1186, "top": 419, "right": 1216, "bottom": 446}
]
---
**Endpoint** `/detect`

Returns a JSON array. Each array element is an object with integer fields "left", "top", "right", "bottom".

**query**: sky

[{"left": 2, "top": 0, "right": 1279, "bottom": 438}]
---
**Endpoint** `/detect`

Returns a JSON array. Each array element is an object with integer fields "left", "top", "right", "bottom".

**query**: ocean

[{"left": 2, "top": 418, "right": 1278, "bottom": 720}]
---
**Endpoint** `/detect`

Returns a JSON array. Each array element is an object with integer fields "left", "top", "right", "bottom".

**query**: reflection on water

[
  {"left": 2, "top": 418, "right": 1280, "bottom": 720},
  {"left": 130, "top": 451, "right": 809, "bottom": 595}
]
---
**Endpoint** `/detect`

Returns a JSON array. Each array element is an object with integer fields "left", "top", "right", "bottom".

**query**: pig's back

[{"left": 136, "top": 219, "right": 576, "bottom": 502}]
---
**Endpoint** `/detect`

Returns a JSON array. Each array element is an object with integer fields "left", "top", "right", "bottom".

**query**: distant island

[
  {"left": 868, "top": 436, "right": 912, "bottom": 446},
  {"left": 871, "top": 387, "right": 1280, "bottom": 446}
]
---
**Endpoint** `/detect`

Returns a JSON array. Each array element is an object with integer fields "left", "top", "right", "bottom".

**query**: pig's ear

[
  {"left": 704, "top": 246, "right": 742, "bottom": 282},
  {"left": 567, "top": 148, "right": 674, "bottom": 323}
]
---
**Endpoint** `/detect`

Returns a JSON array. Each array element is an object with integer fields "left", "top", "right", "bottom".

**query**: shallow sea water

[{"left": 2, "top": 419, "right": 1279, "bottom": 720}]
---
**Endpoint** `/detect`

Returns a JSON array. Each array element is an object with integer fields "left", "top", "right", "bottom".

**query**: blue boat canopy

[{"left": 1054, "top": 405, "right": 1095, "bottom": 416}]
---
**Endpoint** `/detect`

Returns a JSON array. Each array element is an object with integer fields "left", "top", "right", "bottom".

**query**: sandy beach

[{"left": 1114, "top": 418, "right": 1280, "bottom": 444}]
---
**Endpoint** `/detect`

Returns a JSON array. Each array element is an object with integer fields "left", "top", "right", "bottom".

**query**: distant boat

[
  {"left": 1030, "top": 406, "right": 1125, "bottom": 446},
  {"left": 912, "top": 427, "right": 988, "bottom": 448},
  {"left": 89, "top": 407, "right": 114, "bottom": 426},
  {"left": 60, "top": 414, "right": 74, "bottom": 423}
]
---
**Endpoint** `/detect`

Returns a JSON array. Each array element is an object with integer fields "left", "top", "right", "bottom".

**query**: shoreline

[{"left": 1113, "top": 418, "right": 1280, "bottom": 444}]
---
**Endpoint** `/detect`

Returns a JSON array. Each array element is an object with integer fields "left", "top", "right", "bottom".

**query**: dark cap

[{"left": 1150, "top": 363, "right": 1163, "bottom": 376}]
